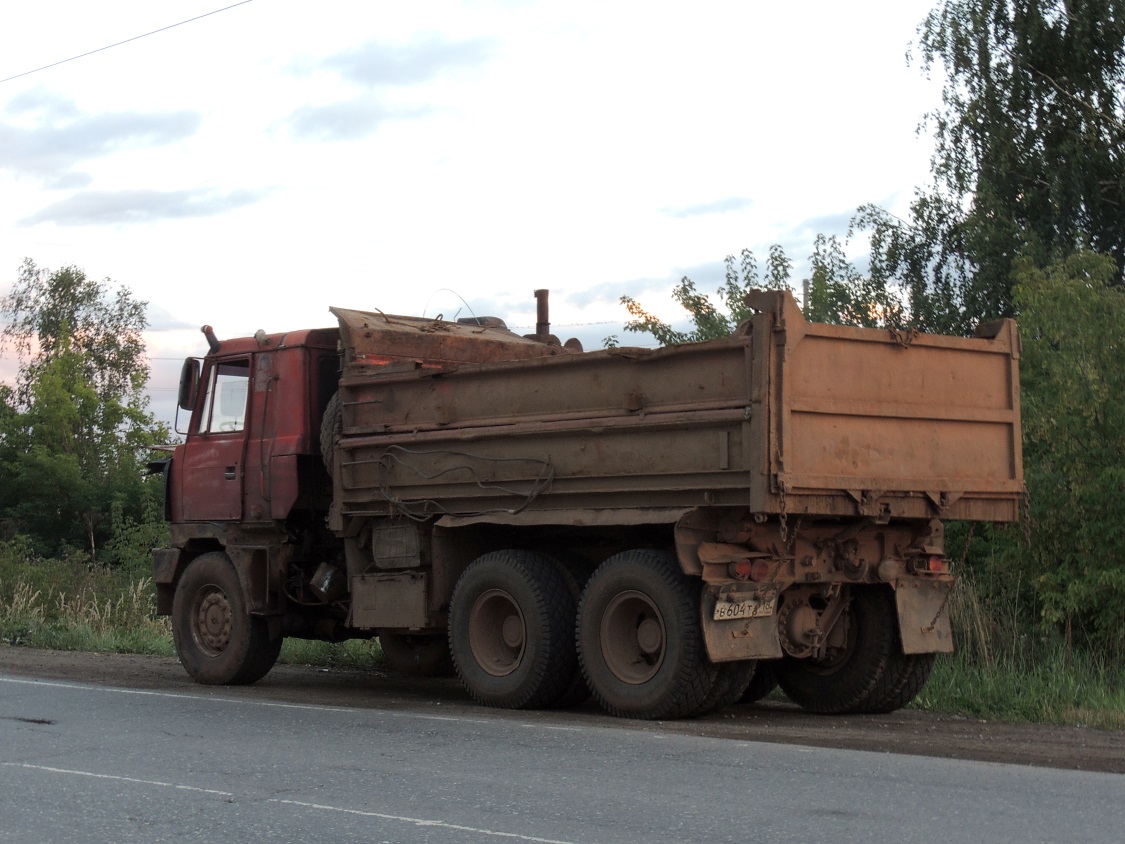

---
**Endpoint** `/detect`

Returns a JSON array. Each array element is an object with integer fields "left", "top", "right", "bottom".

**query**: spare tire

[{"left": 320, "top": 391, "right": 342, "bottom": 475}]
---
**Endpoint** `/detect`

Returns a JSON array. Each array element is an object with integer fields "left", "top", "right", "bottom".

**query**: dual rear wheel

[
  {"left": 449, "top": 548, "right": 739, "bottom": 719},
  {"left": 449, "top": 548, "right": 932, "bottom": 719}
]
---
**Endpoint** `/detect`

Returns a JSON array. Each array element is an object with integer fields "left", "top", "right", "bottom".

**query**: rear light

[
  {"left": 730, "top": 560, "right": 754, "bottom": 580},
  {"left": 728, "top": 559, "right": 778, "bottom": 582},
  {"left": 909, "top": 555, "right": 949, "bottom": 574},
  {"left": 751, "top": 560, "right": 777, "bottom": 582}
]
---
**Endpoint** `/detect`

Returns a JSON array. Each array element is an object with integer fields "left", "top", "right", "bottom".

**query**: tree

[
  {"left": 3, "top": 259, "right": 149, "bottom": 408},
  {"left": 1004, "top": 251, "right": 1125, "bottom": 648},
  {"left": 0, "top": 261, "right": 167, "bottom": 559},
  {"left": 857, "top": 0, "right": 1125, "bottom": 334},
  {"left": 616, "top": 239, "right": 907, "bottom": 348},
  {"left": 618, "top": 246, "right": 794, "bottom": 345},
  {"left": 804, "top": 233, "right": 906, "bottom": 328}
]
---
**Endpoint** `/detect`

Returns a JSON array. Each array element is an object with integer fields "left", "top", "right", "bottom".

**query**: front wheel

[
  {"left": 577, "top": 549, "right": 717, "bottom": 720},
  {"left": 171, "top": 552, "right": 281, "bottom": 685}
]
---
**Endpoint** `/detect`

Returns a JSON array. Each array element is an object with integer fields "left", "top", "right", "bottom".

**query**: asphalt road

[{"left": 1, "top": 666, "right": 1122, "bottom": 844}]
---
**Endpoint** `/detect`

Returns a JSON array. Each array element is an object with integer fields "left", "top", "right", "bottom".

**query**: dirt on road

[{"left": 1, "top": 645, "right": 1122, "bottom": 774}]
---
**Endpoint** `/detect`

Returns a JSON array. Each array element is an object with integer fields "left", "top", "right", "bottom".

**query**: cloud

[
  {"left": 19, "top": 188, "right": 268, "bottom": 226},
  {"left": 0, "top": 90, "right": 201, "bottom": 185},
  {"left": 313, "top": 35, "right": 496, "bottom": 88},
  {"left": 661, "top": 197, "right": 752, "bottom": 218},
  {"left": 144, "top": 304, "right": 197, "bottom": 331},
  {"left": 284, "top": 35, "right": 494, "bottom": 142},
  {"left": 287, "top": 98, "right": 432, "bottom": 142},
  {"left": 785, "top": 209, "right": 855, "bottom": 240}
]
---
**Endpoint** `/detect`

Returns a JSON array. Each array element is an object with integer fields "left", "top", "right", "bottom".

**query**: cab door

[{"left": 178, "top": 357, "right": 251, "bottom": 521}]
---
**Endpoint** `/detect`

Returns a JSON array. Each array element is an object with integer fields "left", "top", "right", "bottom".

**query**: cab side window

[{"left": 197, "top": 359, "right": 250, "bottom": 434}]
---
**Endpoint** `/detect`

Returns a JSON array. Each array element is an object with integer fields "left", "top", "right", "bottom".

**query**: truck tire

[
  {"left": 378, "top": 632, "right": 455, "bottom": 677},
  {"left": 738, "top": 660, "right": 779, "bottom": 704},
  {"left": 577, "top": 549, "right": 718, "bottom": 720},
  {"left": 546, "top": 560, "right": 592, "bottom": 709},
  {"left": 851, "top": 652, "right": 936, "bottom": 714},
  {"left": 171, "top": 552, "right": 282, "bottom": 685},
  {"left": 774, "top": 586, "right": 896, "bottom": 714},
  {"left": 448, "top": 550, "right": 580, "bottom": 709},
  {"left": 692, "top": 659, "right": 756, "bottom": 716},
  {"left": 320, "top": 390, "right": 342, "bottom": 475}
]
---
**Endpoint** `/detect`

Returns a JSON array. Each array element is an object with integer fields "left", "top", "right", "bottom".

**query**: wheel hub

[
  {"left": 778, "top": 596, "right": 817, "bottom": 658},
  {"left": 501, "top": 614, "right": 525, "bottom": 649},
  {"left": 468, "top": 589, "right": 526, "bottom": 677},
  {"left": 636, "top": 617, "right": 663, "bottom": 655},
  {"left": 600, "top": 590, "right": 667, "bottom": 685},
  {"left": 195, "top": 590, "right": 233, "bottom": 654}
]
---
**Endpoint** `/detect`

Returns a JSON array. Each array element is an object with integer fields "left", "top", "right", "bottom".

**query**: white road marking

[
  {"left": 0, "top": 675, "right": 353, "bottom": 713},
  {"left": 270, "top": 798, "right": 584, "bottom": 844},
  {"left": 0, "top": 675, "right": 495, "bottom": 724},
  {"left": 1, "top": 762, "right": 234, "bottom": 797},
  {"left": 0, "top": 761, "right": 585, "bottom": 843}
]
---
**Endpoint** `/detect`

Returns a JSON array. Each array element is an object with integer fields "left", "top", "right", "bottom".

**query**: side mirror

[{"left": 178, "top": 358, "right": 200, "bottom": 411}]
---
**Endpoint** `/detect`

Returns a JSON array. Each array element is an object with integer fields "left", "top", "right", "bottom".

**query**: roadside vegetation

[
  {"left": 2, "top": 1, "right": 1123, "bottom": 728},
  {"left": 0, "top": 542, "right": 387, "bottom": 670}
]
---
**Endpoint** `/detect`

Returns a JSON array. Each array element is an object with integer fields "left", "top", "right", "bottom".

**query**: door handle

[{"left": 225, "top": 466, "right": 237, "bottom": 480}]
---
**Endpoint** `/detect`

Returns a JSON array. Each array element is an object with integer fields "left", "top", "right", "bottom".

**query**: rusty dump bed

[
  {"left": 331, "top": 307, "right": 570, "bottom": 369},
  {"left": 333, "top": 291, "right": 1024, "bottom": 525}
]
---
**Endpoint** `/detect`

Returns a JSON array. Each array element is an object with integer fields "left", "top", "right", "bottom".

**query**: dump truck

[{"left": 153, "top": 289, "right": 1024, "bottom": 719}]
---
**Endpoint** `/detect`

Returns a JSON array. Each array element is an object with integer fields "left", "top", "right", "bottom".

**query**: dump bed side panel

[{"left": 335, "top": 338, "right": 759, "bottom": 520}]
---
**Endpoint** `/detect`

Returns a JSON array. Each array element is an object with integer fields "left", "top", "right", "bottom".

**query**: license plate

[{"left": 713, "top": 595, "right": 777, "bottom": 621}]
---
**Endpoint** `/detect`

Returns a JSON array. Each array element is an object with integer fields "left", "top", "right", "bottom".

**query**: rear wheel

[
  {"left": 448, "top": 550, "right": 579, "bottom": 709},
  {"left": 852, "top": 652, "right": 936, "bottom": 713},
  {"left": 693, "top": 659, "right": 756, "bottom": 716},
  {"left": 172, "top": 552, "right": 281, "bottom": 685},
  {"left": 774, "top": 586, "right": 897, "bottom": 714},
  {"left": 738, "top": 660, "right": 779, "bottom": 704},
  {"left": 577, "top": 550, "right": 717, "bottom": 720},
  {"left": 379, "top": 632, "right": 454, "bottom": 677},
  {"left": 546, "top": 560, "right": 592, "bottom": 709}
]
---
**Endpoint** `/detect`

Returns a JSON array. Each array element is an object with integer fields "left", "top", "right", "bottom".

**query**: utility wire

[{"left": 0, "top": 0, "right": 254, "bottom": 85}]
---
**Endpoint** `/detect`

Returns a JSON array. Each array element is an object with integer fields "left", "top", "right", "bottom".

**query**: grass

[
  {"left": 915, "top": 644, "right": 1125, "bottom": 729},
  {"left": 908, "top": 569, "right": 1125, "bottom": 729},
  {"left": 0, "top": 545, "right": 387, "bottom": 671},
  {"left": 0, "top": 560, "right": 175, "bottom": 656},
  {"left": 279, "top": 637, "right": 385, "bottom": 670},
  {"left": 2, "top": 544, "right": 1123, "bottom": 728}
]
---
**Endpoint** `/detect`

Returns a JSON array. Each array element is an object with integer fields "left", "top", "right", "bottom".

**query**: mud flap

[
  {"left": 894, "top": 577, "right": 955, "bottom": 654},
  {"left": 152, "top": 548, "right": 180, "bottom": 615},
  {"left": 700, "top": 584, "right": 784, "bottom": 662}
]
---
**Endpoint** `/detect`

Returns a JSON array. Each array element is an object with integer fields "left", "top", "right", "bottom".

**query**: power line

[{"left": 0, "top": 0, "right": 254, "bottom": 85}]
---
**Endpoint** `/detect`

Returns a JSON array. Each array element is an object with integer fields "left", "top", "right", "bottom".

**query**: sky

[{"left": 0, "top": 0, "right": 943, "bottom": 425}]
